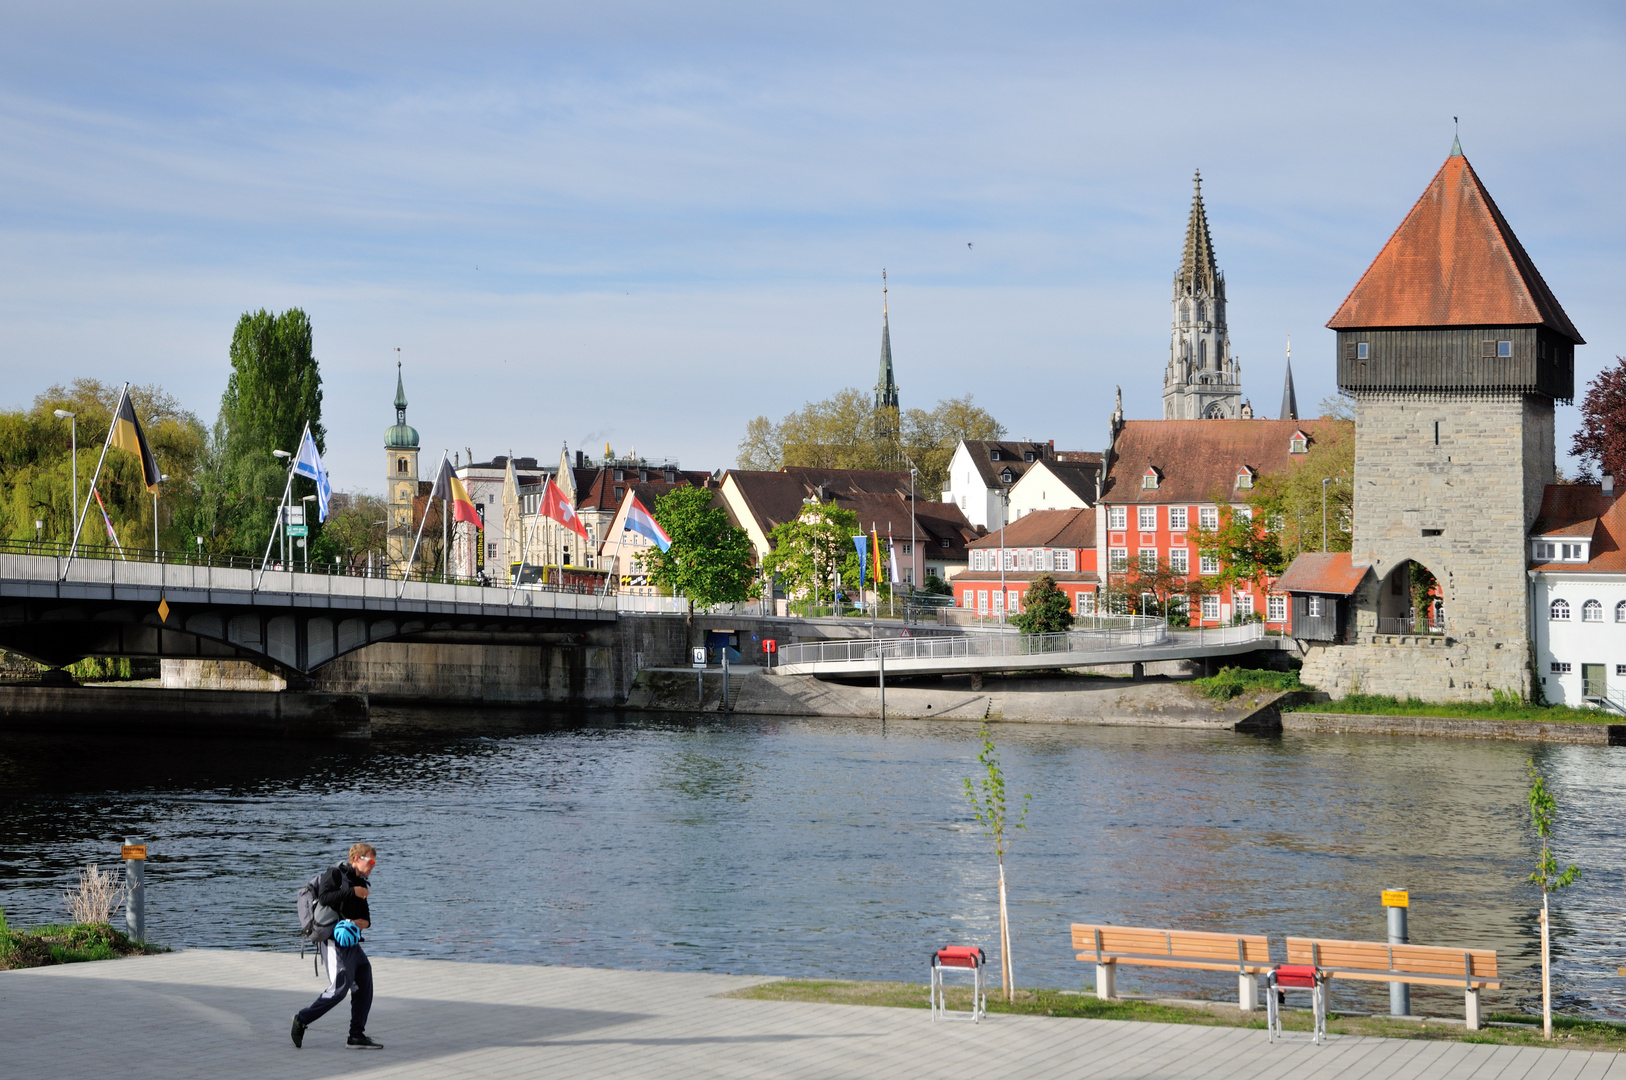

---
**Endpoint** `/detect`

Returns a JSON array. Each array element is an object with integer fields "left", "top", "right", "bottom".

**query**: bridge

[
  {"left": 0, "top": 549, "right": 664, "bottom": 684},
  {"left": 770, "top": 617, "right": 1281, "bottom": 677}
]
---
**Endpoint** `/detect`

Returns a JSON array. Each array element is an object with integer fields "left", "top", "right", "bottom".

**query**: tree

[
  {"left": 963, "top": 723, "right": 1030, "bottom": 1003},
  {"left": 209, "top": 309, "right": 324, "bottom": 556},
  {"left": 1115, "top": 558, "right": 1194, "bottom": 621},
  {"left": 1012, "top": 574, "right": 1073, "bottom": 634},
  {"left": 1571, "top": 355, "right": 1626, "bottom": 483},
  {"left": 761, "top": 502, "right": 861, "bottom": 610},
  {"left": 1195, "top": 504, "right": 1288, "bottom": 598},
  {"left": 1527, "top": 759, "right": 1581, "bottom": 1040},
  {"left": 1248, "top": 422, "right": 1354, "bottom": 555},
  {"left": 901, "top": 395, "right": 1006, "bottom": 493},
  {"left": 642, "top": 486, "right": 757, "bottom": 617},
  {"left": 1317, "top": 392, "right": 1355, "bottom": 422},
  {"left": 310, "top": 492, "right": 389, "bottom": 571}
]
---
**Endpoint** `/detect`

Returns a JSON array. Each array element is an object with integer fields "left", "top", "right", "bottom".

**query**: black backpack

[{"left": 296, "top": 869, "right": 341, "bottom": 947}]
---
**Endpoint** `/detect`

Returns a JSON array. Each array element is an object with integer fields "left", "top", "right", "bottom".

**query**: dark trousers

[{"left": 296, "top": 940, "right": 373, "bottom": 1037}]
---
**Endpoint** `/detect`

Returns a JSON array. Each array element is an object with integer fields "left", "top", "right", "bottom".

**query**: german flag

[{"left": 110, "top": 388, "right": 162, "bottom": 494}]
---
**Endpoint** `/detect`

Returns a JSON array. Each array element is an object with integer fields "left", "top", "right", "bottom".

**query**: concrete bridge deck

[
  {"left": 773, "top": 620, "right": 1285, "bottom": 677},
  {"left": 1, "top": 949, "right": 1614, "bottom": 1080}
]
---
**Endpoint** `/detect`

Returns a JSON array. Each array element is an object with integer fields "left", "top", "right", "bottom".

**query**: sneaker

[
  {"left": 346, "top": 1034, "right": 384, "bottom": 1050},
  {"left": 290, "top": 1017, "right": 307, "bottom": 1049}
]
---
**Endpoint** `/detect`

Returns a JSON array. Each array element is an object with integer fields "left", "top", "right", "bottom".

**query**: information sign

[
  {"left": 691, "top": 647, "right": 707, "bottom": 668},
  {"left": 288, "top": 525, "right": 309, "bottom": 538},
  {"left": 1381, "top": 889, "right": 1409, "bottom": 908},
  {"left": 121, "top": 844, "right": 147, "bottom": 861}
]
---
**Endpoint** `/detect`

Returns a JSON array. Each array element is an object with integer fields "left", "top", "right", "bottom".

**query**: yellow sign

[
  {"left": 157, "top": 598, "right": 171, "bottom": 623},
  {"left": 1382, "top": 889, "right": 1409, "bottom": 908},
  {"left": 121, "top": 844, "right": 147, "bottom": 861}
]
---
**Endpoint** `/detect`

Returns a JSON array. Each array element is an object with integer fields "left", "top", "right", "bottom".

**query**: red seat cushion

[
  {"left": 936, "top": 946, "right": 984, "bottom": 968},
  {"left": 1274, "top": 964, "right": 1318, "bottom": 988}
]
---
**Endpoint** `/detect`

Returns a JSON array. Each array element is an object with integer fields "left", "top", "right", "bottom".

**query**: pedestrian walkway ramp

[{"left": 772, "top": 618, "right": 1278, "bottom": 677}]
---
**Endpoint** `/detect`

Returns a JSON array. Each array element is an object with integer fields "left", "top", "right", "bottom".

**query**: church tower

[
  {"left": 384, "top": 362, "right": 420, "bottom": 569},
  {"left": 1163, "top": 171, "right": 1244, "bottom": 419},
  {"left": 1301, "top": 138, "right": 1583, "bottom": 701},
  {"left": 872, "top": 270, "right": 901, "bottom": 464}
]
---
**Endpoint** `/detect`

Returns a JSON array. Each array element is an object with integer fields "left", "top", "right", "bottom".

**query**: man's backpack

[{"left": 297, "top": 870, "right": 341, "bottom": 943}]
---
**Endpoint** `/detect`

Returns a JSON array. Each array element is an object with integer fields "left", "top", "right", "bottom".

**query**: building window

[
  {"left": 1236, "top": 593, "right": 1254, "bottom": 617},
  {"left": 1138, "top": 506, "right": 1157, "bottom": 531},
  {"left": 1498, "top": 340, "right": 1512, "bottom": 357},
  {"left": 1055, "top": 550, "right": 1073, "bottom": 571},
  {"left": 1289, "top": 434, "right": 1307, "bottom": 454},
  {"left": 1562, "top": 543, "right": 1587, "bottom": 561},
  {"left": 486, "top": 542, "right": 497, "bottom": 559},
  {"left": 1617, "top": 601, "right": 1626, "bottom": 623},
  {"left": 1583, "top": 599, "right": 1603, "bottom": 622},
  {"left": 940, "top": 538, "right": 951, "bottom": 548},
  {"left": 989, "top": 449, "right": 1001, "bottom": 461},
  {"left": 902, "top": 542, "right": 912, "bottom": 555},
  {"left": 1108, "top": 506, "right": 1127, "bottom": 530},
  {"left": 614, "top": 469, "right": 625, "bottom": 481},
  {"left": 1077, "top": 592, "right": 1095, "bottom": 615},
  {"left": 1024, "top": 450, "right": 1036, "bottom": 462},
  {"left": 1307, "top": 595, "right": 1324, "bottom": 617},
  {"left": 1617, "top": 664, "right": 1626, "bottom": 677},
  {"left": 993, "top": 593, "right": 1004, "bottom": 613},
  {"left": 1139, "top": 548, "right": 1158, "bottom": 572},
  {"left": 971, "top": 550, "right": 984, "bottom": 571},
  {"left": 614, "top": 485, "right": 625, "bottom": 500},
  {"left": 1169, "top": 507, "right": 1188, "bottom": 531},
  {"left": 1551, "top": 662, "right": 1571, "bottom": 674},
  {"left": 1235, "top": 468, "right": 1253, "bottom": 490},
  {"left": 1199, "top": 506, "right": 1219, "bottom": 531},
  {"left": 1200, "top": 553, "right": 1220, "bottom": 575},
  {"left": 1169, "top": 547, "right": 1189, "bottom": 574},
  {"left": 1356, "top": 341, "right": 1369, "bottom": 360},
  {"left": 1000, "top": 468, "right": 1014, "bottom": 484},
  {"left": 977, "top": 590, "right": 988, "bottom": 611},
  {"left": 1267, "top": 595, "right": 1287, "bottom": 621},
  {"left": 1550, "top": 599, "right": 1571, "bottom": 621},
  {"left": 1009, "top": 590, "right": 1021, "bottom": 612},
  {"left": 1109, "top": 548, "right": 1128, "bottom": 572},
  {"left": 1201, "top": 594, "right": 1220, "bottom": 621},
  {"left": 397, "top": 457, "right": 409, "bottom": 474},
  {"left": 1533, "top": 541, "right": 1556, "bottom": 561}
]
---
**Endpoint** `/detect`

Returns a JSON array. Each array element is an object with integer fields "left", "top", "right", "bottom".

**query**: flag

[
  {"left": 624, "top": 497, "right": 672, "bottom": 552},
  {"left": 290, "top": 427, "right": 333, "bottom": 522},
  {"left": 852, "top": 534, "right": 869, "bottom": 593},
  {"left": 109, "top": 386, "right": 162, "bottom": 494},
  {"left": 888, "top": 530, "right": 900, "bottom": 583},
  {"left": 871, "top": 529, "right": 884, "bottom": 583},
  {"left": 92, "top": 488, "right": 119, "bottom": 543},
  {"left": 429, "top": 455, "right": 482, "bottom": 526},
  {"left": 541, "top": 477, "right": 590, "bottom": 540}
]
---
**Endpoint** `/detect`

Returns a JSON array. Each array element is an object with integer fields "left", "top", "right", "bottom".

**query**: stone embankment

[{"left": 1283, "top": 710, "right": 1626, "bottom": 745}]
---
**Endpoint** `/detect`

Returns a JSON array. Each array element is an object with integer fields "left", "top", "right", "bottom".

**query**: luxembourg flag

[{"left": 624, "top": 498, "right": 672, "bottom": 552}]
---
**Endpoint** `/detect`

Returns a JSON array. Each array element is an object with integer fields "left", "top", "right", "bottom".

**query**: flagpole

[
  {"left": 255, "top": 421, "right": 306, "bottom": 592},
  {"left": 398, "top": 451, "right": 446, "bottom": 598},
  {"left": 61, "top": 383, "right": 126, "bottom": 581}
]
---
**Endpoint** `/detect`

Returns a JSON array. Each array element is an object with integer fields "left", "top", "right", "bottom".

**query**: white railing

[{"left": 776, "top": 616, "right": 1167, "bottom": 669}]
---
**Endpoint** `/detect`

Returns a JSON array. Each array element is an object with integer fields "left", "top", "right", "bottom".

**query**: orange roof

[
  {"left": 969, "top": 508, "right": 1095, "bottom": 550},
  {"left": 1528, "top": 483, "right": 1626, "bottom": 572},
  {"left": 1100, "top": 418, "right": 1352, "bottom": 506},
  {"left": 1276, "top": 553, "right": 1369, "bottom": 596},
  {"left": 1327, "top": 151, "right": 1582, "bottom": 343}
]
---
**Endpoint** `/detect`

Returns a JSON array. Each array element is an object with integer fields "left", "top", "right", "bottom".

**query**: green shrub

[{"left": 1191, "top": 666, "right": 1303, "bottom": 700}]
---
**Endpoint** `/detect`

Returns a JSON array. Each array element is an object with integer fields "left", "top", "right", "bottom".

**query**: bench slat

[
  {"left": 1286, "top": 937, "right": 1498, "bottom": 983},
  {"left": 1076, "top": 955, "right": 1272, "bottom": 974},
  {"left": 1071, "top": 924, "right": 1269, "bottom": 968}
]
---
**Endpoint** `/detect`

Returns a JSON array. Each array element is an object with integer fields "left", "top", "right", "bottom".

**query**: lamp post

[
  {"left": 152, "top": 474, "right": 168, "bottom": 555},
  {"left": 34, "top": 519, "right": 43, "bottom": 547},
  {"left": 196, "top": 536, "right": 203, "bottom": 564},
  {"left": 999, "top": 487, "right": 1009, "bottom": 625},
  {"left": 1322, "top": 477, "right": 1332, "bottom": 552},
  {"left": 53, "top": 409, "right": 76, "bottom": 550}
]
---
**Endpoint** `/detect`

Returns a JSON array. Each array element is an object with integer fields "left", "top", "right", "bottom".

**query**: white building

[
  {"left": 1529, "top": 480, "right": 1626, "bottom": 708},
  {"left": 941, "top": 440, "right": 1095, "bottom": 530},
  {"left": 452, "top": 453, "right": 546, "bottom": 579},
  {"left": 1005, "top": 456, "right": 1099, "bottom": 520}
]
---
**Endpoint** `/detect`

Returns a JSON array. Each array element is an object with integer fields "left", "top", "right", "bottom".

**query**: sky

[{"left": 1, "top": 1, "right": 1623, "bottom": 493}]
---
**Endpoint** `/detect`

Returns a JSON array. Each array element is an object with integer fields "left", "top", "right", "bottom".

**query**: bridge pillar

[
  {"left": 969, "top": 673, "right": 984, "bottom": 691},
  {"left": 1131, "top": 662, "right": 1145, "bottom": 681}
]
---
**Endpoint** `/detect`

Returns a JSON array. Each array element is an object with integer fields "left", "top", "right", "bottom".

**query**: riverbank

[
  {"left": 2, "top": 949, "right": 1612, "bottom": 1078},
  {"left": 0, "top": 917, "right": 162, "bottom": 970}
]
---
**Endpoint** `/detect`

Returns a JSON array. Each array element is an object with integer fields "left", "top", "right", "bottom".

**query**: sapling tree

[
  {"left": 963, "top": 723, "right": 1030, "bottom": 1001},
  {"left": 1527, "top": 759, "right": 1581, "bottom": 1039}
]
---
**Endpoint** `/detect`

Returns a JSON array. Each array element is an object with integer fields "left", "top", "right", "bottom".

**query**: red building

[
  {"left": 1096, "top": 418, "right": 1352, "bottom": 629},
  {"left": 952, "top": 508, "right": 1097, "bottom": 616}
]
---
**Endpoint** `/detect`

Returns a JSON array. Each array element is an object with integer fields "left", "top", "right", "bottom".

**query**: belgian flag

[{"left": 110, "top": 387, "right": 162, "bottom": 494}]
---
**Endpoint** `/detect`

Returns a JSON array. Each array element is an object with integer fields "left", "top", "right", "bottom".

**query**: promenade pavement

[{"left": 3, "top": 949, "right": 1622, "bottom": 1079}]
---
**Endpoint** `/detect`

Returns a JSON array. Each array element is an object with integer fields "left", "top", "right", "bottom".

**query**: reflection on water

[{"left": 0, "top": 714, "right": 1620, "bottom": 1018}]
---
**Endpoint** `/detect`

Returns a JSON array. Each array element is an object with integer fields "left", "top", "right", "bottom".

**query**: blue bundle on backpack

[{"left": 333, "top": 920, "right": 360, "bottom": 948}]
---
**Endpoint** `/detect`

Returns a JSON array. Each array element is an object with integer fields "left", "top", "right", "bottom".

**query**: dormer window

[
  {"left": 1000, "top": 468, "right": 1014, "bottom": 484},
  {"left": 664, "top": 470, "right": 676, "bottom": 483},
  {"left": 639, "top": 470, "right": 649, "bottom": 482},
  {"left": 989, "top": 449, "right": 1001, "bottom": 461},
  {"left": 1142, "top": 467, "right": 1159, "bottom": 490},
  {"left": 1024, "top": 450, "right": 1036, "bottom": 463},
  {"left": 1289, "top": 432, "right": 1308, "bottom": 454},
  {"left": 1235, "top": 467, "right": 1254, "bottom": 490},
  {"left": 614, "top": 469, "right": 625, "bottom": 481},
  {"left": 1533, "top": 539, "right": 1590, "bottom": 562}
]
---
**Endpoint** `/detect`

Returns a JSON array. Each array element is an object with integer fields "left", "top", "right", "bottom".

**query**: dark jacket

[{"left": 315, "top": 863, "right": 372, "bottom": 927}]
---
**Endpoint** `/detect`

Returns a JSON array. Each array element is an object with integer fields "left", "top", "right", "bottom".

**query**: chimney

[
  {"left": 576, "top": 450, "right": 583, "bottom": 469},
  {"left": 1604, "top": 474, "right": 1615, "bottom": 497}
]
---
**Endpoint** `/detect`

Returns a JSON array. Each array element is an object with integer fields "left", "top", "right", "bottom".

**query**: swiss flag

[{"left": 541, "top": 478, "right": 590, "bottom": 540}]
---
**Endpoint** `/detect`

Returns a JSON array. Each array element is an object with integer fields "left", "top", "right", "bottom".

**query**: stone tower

[
  {"left": 1163, "top": 171, "right": 1243, "bottom": 419},
  {"left": 384, "top": 362, "right": 421, "bottom": 568},
  {"left": 1302, "top": 139, "right": 1583, "bottom": 701}
]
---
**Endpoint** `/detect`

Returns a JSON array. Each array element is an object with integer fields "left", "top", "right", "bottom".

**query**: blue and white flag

[{"left": 291, "top": 427, "right": 332, "bottom": 522}]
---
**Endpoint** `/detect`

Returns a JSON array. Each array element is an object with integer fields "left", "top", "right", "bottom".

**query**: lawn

[
  {"left": 0, "top": 911, "right": 163, "bottom": 970},
  {"left": 1283, "top": 692, "right": 1614, "bottom": 724},
  {"left": 725, "top": 979, "right": 1626, "bottom": 1052}
]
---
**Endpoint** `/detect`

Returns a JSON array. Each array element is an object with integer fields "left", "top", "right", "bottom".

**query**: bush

[{"left": 1192, "top": 666, "right": 1303, "bottom": 700}]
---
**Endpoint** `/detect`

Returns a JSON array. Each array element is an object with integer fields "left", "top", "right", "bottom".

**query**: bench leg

[
  {"left": 1239, "top": 972, "right": 1258, "bottom": 1012},
  {"left": 1096, "top": 962, "right": 1116, "bottom": 1001},
  {"left": 1465, "top": 988, "right": 1481, "bottom": 1031}
]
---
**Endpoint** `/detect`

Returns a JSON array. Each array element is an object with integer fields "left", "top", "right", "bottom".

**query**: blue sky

[{"left": 1, "top": 2, "right": 1622, "bottom": 491}]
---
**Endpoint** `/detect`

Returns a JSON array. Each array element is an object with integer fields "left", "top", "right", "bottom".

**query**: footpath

[{"left": 2, "top": 949, "right": 1619, "bottom": 1079}]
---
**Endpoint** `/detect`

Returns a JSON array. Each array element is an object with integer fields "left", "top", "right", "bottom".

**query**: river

[{"left": 0, "top": 712, "right": 1619, "bottom": 1018}]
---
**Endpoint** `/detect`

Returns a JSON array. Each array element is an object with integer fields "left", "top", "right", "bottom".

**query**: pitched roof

[
  {"left": 1015, "top": 459, "right": 1100, "bottom": 505},
  {"left": 1527, "top": 483, "right": 1626, "bottom": 571},
  {"left": 969, "top": 508, "right": 1096, "bottom": 550},
  {"left": 1327, "top": 151, "right": 1583, "bottom": 342},
  {"left": 1277, "top": 553, "right": 1369, "bottom": 596},
  {"left": 960, "top": 440, "right": 1066, "bottom": 490},
  {"left": 576, "top": 465, "right": 709, "bottom": 513},
  {"left": 1099, "top": 419, "right": 1353, "bottom": 506},
  {"left": 721, "top": 468, "right": 975, "bottom": 558}
]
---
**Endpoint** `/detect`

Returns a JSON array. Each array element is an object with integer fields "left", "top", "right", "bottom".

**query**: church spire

[
  {"left": 393, "top": 359, "right": 408, "bottom": 423},
  {"left": 874, "top": 269, "right": 899, "bottom": 410},
  {"left": 1163, "top": 170, "right": 1241, "bottom": 419},
  {"left": 1280, "top": 335, "right": 1299, "bottom": 421},
  {"left": 1179, "top": 170, "right": 1218, "bottom": 296}
]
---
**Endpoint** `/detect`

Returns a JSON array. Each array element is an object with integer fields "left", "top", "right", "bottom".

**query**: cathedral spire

[
  {"left": 1179, "top": 170, "right": 1218, "bottom": 296},
  {"left": 1163, "top": 170, "right": 1241, "bottom": 419},
  {"left": 1280, "top": 335, "right": 1299, "bottom": 421},
  {"left": 874, "top": 269, "right": 899, "bottom": 410}
]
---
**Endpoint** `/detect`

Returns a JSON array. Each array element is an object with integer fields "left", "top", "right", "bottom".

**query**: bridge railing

[{"left": 776, "top": 616, "right": 1169, "bottom": 669}]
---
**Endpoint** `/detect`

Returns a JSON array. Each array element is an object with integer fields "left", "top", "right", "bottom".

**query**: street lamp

[
  {"left": 999, "top": 486, "right": 1009, "bottom": 625},
  {"left": 34, "top": 519, "right": 43, "bottom": 545},
  {"left": 53, "top": 409, "right": 77, "bottom": 552},
  {"left": 153, "top": 474, "right": 168, "bottom": 555},
  {"left": 1322, "top": 477, "right": 1332, "bottom": 553}
]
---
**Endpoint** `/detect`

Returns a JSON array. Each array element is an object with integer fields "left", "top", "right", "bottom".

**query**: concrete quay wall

[
  {"left": 1297, "top": 639, "right": 1529, "bottom": 703},
  {"left": 0, "top": 683, "right": 368, "bottom": 738}
]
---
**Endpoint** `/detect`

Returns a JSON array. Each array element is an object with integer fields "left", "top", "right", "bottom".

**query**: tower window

[
  {"left": 1434, "top": 421, "right": 1440, "bottom": 445},
  {"left": 1356, "top": 342, "right": 1369, "bottom": 360},
  {"left": 1498, "top": 340, "right": 1512, "bottom": 357},
  {"left": 397, "top": 457, "right": 408, "bottom": 474}
]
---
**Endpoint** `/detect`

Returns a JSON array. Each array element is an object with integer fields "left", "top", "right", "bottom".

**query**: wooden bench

[
  {"left": 1285, "top": 937, "right": 1499, "bottom": 1029},
  {"left": 1072, "top": 924, "right": 1272, "bottom": 1011}
]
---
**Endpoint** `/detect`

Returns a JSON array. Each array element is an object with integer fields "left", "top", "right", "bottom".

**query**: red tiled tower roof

[{"left": 1327, "top": 149, "right": 1583, "bottom": 343}]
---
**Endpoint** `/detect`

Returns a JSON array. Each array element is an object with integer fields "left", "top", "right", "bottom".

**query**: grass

[
  {"left": 1190, "top": 666, "right": 1303, "bottom": 700},
  {"left": 1284, "top": 692, "right": 1615, "bottom": 724},
  {"left": 726, "top": 979, "right": 1626, "bottom": 1051},
  {"left": 0, "top": 909, "right": 164, "bottom": 970}
]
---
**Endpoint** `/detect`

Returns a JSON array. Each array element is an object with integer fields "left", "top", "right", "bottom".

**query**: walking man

[{"left": 291, "top": 843, "right": 383, "bottom": 1050}]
